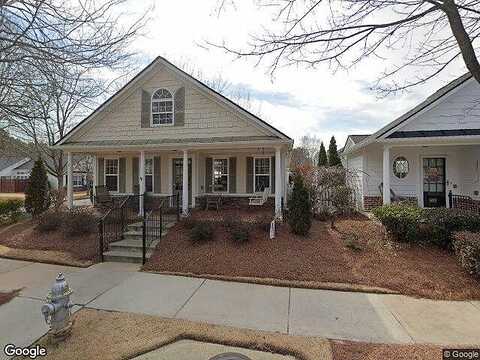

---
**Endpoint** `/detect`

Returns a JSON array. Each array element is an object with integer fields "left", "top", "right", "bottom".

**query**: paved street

[{"left": 0, "top": 258, "right": 479, "bottom": 359}]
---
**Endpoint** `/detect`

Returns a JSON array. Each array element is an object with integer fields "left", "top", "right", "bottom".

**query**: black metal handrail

[
  {"left": 98, "top": 195, "right": 129, "bottom": 262},
  {"left": 141, "top": 194, "right": 180, "bottom": 264},
  {"left": 449, "top": 190, "right": 480, "bottom": 214}
]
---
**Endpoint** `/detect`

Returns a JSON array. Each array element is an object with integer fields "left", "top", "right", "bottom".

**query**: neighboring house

[
  {"left": 343, "top": 73, "right": 480, "bottom": 210},
  {"left": 0, "top": 156, "right": 58, "bottom": 191},
  {"left": 64, "top": 156, "right": 93, "bottom": 191},
  {"left": 55, "top": 57, "right": 293, "bottom": 216}
]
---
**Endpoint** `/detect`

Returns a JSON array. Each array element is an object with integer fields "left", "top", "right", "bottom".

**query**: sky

[{"left": 120, "top": 0, "right": 468, "bottom": 149}]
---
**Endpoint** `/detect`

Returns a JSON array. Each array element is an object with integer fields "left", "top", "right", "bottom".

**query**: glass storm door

[
  {"left": 423, "top": 158, "right": 446, "bottom": 208},
  {"left": 172, "top": 159, "right": 192, "bottom": 204}
]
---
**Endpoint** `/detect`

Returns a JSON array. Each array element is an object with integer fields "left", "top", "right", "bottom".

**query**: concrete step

[
  {"left": 127, "top": 221, "right": 176, "bottom": 232},
  {"left": 109, "top": 239, "right": 159, "bottom": 253},
  {"left": 122, "top": 230, "right": 168, "bottom": 240},
  {"left": 103, "top": 249, "right": 154, "bottom": 264}
]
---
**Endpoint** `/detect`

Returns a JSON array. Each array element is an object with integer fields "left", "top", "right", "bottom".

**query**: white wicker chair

[{"left": 249, "top": 187, "right": 270, "bottom": 206}]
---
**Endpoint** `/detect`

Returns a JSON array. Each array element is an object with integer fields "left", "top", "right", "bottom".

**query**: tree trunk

[{"left": 444, "top": 0, "right": 480, "bottom": 83}]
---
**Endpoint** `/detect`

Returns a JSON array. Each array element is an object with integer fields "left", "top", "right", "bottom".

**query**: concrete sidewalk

[{"left": 0, "top": 258, "right": 479, "bottom": 357}]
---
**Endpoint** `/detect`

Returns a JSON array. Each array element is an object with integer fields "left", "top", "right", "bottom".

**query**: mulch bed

[
  {"left": 0, "top": 220, "right": 99, "bottom": 264},
  {"left": 0, "top": 290, "right": 19, "bottom": 306},
  {"left": 144, "top": 210, "right": 480, "bottom": 300},
  {"left": 330, "top": 340, "right": 444, "bottom": 360}
]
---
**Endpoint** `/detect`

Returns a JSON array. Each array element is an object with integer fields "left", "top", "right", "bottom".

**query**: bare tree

[
  {"left": 213, "top": 0, "right": 480, "bottom": 93},
  {"left": 0, "top": 0, "right": 150, "bottom": 123},
  {"left": 7, "top": 64, "right": 115, "bottom": 187}
]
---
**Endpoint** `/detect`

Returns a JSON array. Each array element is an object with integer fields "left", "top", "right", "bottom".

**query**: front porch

[
  {"left": 363, "top": 142, "right": 480, "bottom": 210},
  {"left": 64, "top": 145, "right": 289, "bottom": 216}
]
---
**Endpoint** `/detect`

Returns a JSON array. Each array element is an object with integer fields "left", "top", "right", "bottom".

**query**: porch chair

[
  {"left": 378, "top": 183, "right": 409, "bottom": 203},
  {"left": 205, "top": 194, "right": 223, "bottom": 211},
  {"left": 94, "top": 185, "right": 114, "bottom": 208},
  {"left": 249, "top": 187, "right": 270, "bottom": 206}
]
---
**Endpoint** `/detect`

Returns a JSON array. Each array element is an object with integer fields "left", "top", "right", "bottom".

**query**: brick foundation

[
  {"left": 363, "top": 196, "right": 382, "bottom": 211},
  {"left": 196, "top": 195, "right": 274, "bottom": 210}
]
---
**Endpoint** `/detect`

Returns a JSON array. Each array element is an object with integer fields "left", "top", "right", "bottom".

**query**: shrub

[
  {"left": 230, "top": 223, "right": 251, "bottom": 244},
  {"left": 24, "top": 159, "right": 50, "bottom": 217},
  {"left": 453, "top": 232, "right": 480, "bottom": 276},
  {"left": 36, "top": 210, "right": 64, "bottom": 232},
  {"left": 189, "top": 221, "right": 214, "bottom": 243},
  {"left": 183, "top": 216, "right": 199, "bottom": 230},
  {"left": 372, "top": 204, "right": 423, "bottom": 243},
  {"left": 344, "top": 234, "right": 362, "bottom": 252},
  {"left": 223, "top": 214, "right": 239, "bottom": 230},
  {"left": 0, "top": 199, "right": 23, "bottom": 223},
  {"left": 288, "top": 173, "right": 313, "bottom": 236},
  {"left": 63, "top": 208, "right": 98, "bottom": 237}
]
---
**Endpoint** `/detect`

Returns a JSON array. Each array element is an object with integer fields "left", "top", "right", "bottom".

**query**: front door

[
  {"left": 423, "top": 157, "right": 446, "bottom": 208},
  {"left": 172, "top": 158, "right": 192, "bottom": 205}
]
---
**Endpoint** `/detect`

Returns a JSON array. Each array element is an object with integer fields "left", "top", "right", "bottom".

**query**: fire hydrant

[{"left": 41, "top": 273, "right": 73, "bottom": 340}]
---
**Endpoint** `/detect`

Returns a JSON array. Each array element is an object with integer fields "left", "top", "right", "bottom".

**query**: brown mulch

[
  {"left": 144, "top": 210, "right": 480, "bottom": 300},
  {"left": 0, "top": 219, "right": 98, "bottom": 265},
  {"left": 0, "top": 289, "right": 20, "bottom": 306},
  {"left": 330, "top": 340, "right": 445, "bottom": 360},
  {"left": 24, "top": 308, "right": 332, "bottom": 360}
]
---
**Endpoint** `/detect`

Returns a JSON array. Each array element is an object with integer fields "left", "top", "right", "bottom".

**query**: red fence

[{"left": 0, "top": 178, "right": 29, "bottom": 193}]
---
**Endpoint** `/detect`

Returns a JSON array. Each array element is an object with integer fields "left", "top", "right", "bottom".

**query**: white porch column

[
  {"left": 92, "top": 154, "right": 97, "bottom": 205},
  {"left": 182, "top": 149, "right": 189, "bottom": 216},
  {"left": 275, "top": 146, "right": 282, "bottom": 217},
  {"left": 139, "top": 150, "right": 145, "bottom": 216},
  {"left": 67, "top": 152, "right": 73, "bottom": 209},
  {"left": 191, "top": 151, "right": 197, "bottom": 208},
  {"left": 382, "top": 145, "right": 391, "bottom": 205}
]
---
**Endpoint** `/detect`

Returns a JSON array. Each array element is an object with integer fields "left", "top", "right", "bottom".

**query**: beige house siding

[{"left": 70, "top": 65, "right": 269, "bottom": 143}]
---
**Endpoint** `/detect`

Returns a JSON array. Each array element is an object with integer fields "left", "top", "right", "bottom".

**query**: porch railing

[
  {"left": 449, "top": 190, "right": 480, "bottom": 214},
  {"left": 142, "top": 193, "right": 180, "bottom": 264}
]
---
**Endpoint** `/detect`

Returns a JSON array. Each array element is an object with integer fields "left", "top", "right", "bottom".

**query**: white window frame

[
  {"left": 212, "top": 157, "right": 229, "bottom": 193},
  {"left": 151, "top": 88, "right": 174, "bottom": 127},
  {"left": 144, "top": 157, "right": 154, "bottom": 193},
  {"left": 72, "top": 173, "right": 85, "bottom": 187},
  {"left": 104, "top": 157, "right": 119, "bottom": 193},
  {"left": 253, "top": 156, "right": 271, "bottom": 193}
]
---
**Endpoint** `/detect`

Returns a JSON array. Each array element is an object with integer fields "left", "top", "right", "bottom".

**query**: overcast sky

[{"left": 122, "top": 0, "right": 468, "bottom": 148}]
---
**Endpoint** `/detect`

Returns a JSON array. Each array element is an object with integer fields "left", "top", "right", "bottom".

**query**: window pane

[
  {"left": 105, "top": 159, "right": 118, "bottom": 175},
  {"left": 213, "top": 159, "right": 228, "bottom": 192},
  {"left": 255, "top": 175, "right": 270, "bottom": 192},
  {"left": 106, "top": 175, "right": 118, "bottom": 192},
  {"left": 255, "top": 158, "right": 270, "bottom": 175},
  {"left": 145, "top": 159, "right": 153, "bottom": 175},
  {"left": 145, "top": 175, "right": 153, "bottom": 192}
]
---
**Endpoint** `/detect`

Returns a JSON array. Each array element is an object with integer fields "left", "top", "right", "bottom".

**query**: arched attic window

[{"left": 151, "top": 88, "right": 174, "bottom": 125}]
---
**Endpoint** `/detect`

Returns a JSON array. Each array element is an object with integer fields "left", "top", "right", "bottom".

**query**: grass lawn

[
  {"left": 30, "top": 308, "right": 460, "bottom": 360},
  {"left": 143, "top": 210, "right": 480, "bottom": 300},
  {"left": 0, "top": 219, "right": 98, "bottom": 266},
  {"left": 0, "top": 191, "right": 88, "bottom": 202}
]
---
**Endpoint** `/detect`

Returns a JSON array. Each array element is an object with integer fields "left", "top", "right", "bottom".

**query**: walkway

[{"left": 0, "top": 258, "right": 479, "bottom": 359}]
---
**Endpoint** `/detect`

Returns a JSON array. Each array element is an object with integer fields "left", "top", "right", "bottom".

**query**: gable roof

[
  {"left": 56, "top": 56, "right": 292, "bottom": 147},
  {"left": 349, "top": 134, "right": 370, "bottom": 144},
  {"left": 343, "top": 72, "right": 473, "bottom": 155},
  {"left": 0, "top": 156, "right": 28, "bottom": 172}
]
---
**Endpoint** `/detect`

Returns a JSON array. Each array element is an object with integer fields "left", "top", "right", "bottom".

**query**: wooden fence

[{"left": 0, "top": 177, "right": 29, "bottom": 193}]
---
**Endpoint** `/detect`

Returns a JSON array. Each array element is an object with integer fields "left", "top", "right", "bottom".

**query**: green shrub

[
  {"left": 63, "top": 208, "right": 98, "bottom": 237},
  {"left": 372, "top": 204, "right": 423, "bottom": 243},
  {"left": 183, "top": 216, "right": 199, "bottom": 230},
  {"left": 189, "top": 221, "right": 214, "bottom": 243},
  {"left": 36, "top": 210, "right": 64, "bottom": 232},
  {"left": 453, "top": 232, "right": 480, "bottom": 276},
  {"left": 24, "top": 159, "right": 50, "bottom": 217},
  {"left": 230, "top": 223, "right": 251, "bottom": 244},
  {"left": 288, "top": 173, "right": 313, "bottom": 236},
  {"left": 223, "top": 214, "right": 239, "bottom": 230},
  {"left": 0, "top": 199, "right": 23, "bottom": 223}
]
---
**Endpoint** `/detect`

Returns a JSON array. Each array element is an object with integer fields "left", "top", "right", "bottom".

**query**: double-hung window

[
  {"left": 213, "top": 158, "right": 229, "bottom": 192},
  {"left": 254, "top": 157, "right": 270, "bottom": 192},
  {"left": 105, "top": 159, "right": 119, "bottom": 192},
  {"left": 145, "top": 158, "right": 153, "bottom": 192}
]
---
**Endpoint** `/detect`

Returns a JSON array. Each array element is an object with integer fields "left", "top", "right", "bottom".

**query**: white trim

[
  {"left": 104, "top": 156, "right": 120, "bottom": 193},
  {"left": 211, "top": 156, "right": 229, "bottom": 194},
  {"left": 253, "top": 156, "right": 271, "bottom": 193},
  {"left": 419, "top": 155, "right": 449, "bottom": 208},
  {"left": 150, "top": 88, "right": 175, "bottom": 127}
]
